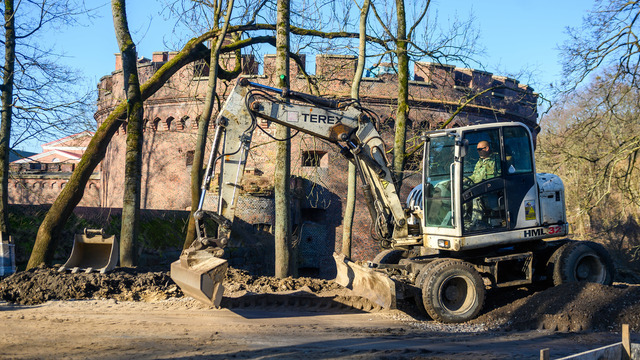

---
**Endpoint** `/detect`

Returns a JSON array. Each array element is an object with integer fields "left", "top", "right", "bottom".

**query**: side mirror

[{"left": 458, "top": 139, "right": 469, "bottom": 158}]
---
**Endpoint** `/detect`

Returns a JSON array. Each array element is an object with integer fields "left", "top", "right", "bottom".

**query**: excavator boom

[{"left": 171, "top": 78, "right": 406, "bottom": 307}]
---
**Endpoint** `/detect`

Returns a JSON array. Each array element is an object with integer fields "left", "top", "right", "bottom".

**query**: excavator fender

[{"left": 333, "top": 252, "right": 397, "bottom": 309}]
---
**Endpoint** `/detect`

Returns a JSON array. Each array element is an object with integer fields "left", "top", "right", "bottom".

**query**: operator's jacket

[
  {"left": 467, "top": 153, "right": 500, "bottom": 226},
  {"left": 468, "top": 154, "right": 499, "bottom": 184}
]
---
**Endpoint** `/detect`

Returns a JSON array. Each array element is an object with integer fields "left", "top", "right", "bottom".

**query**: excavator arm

[{"left": 171, "top": 78, "right": 407, "bottom": 308}]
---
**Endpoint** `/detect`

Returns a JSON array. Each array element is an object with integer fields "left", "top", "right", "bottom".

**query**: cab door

[
  {"left": 460, "top": 128, "right": 507, "bottom": 234},
  {"left": 502, "top": 125, "right": 538, "bottom": 230}
]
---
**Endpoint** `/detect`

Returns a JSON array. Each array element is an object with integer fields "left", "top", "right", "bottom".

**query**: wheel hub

[
  {"left": 444, "top": 284, "right": 460, "bottom": 301},
  {"left": 440, "top": 276, "right": 472, "bottom": 312},
  {"left": 575, "top": 255, "right": 604, "bottom": 282}
]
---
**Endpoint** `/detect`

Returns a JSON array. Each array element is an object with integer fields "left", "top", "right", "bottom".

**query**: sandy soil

[
  {"left": 2, "top": 266, "right": 640, "bottom": 359},
  {"left": 0, "top": 298, "right": 632, "bottom": 360}
]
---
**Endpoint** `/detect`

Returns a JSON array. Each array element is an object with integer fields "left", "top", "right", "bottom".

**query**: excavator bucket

[
  {"left": 170, "top": 248, "right": 228, "bottom": 307},
  {"left": 59, "top": 229, "right": 119, "bottom": 274},
  {"left": 333, "top": 252, "right": 397, "bottom": 309}
]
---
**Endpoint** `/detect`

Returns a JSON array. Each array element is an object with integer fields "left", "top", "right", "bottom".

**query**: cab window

[
  {"left": 462, "top": 129, "right": 502, "bottom": 190},
  {"left": 424, "top": 135, "right": 455, "bottom": 228},
  {"left": 503, "top": 126, "right": 533, "bottom": 174}
]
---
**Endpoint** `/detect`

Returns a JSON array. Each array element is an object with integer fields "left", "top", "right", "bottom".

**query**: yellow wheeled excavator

[{"left": 171, "top": 78, "right": 615, "bottom": 323}]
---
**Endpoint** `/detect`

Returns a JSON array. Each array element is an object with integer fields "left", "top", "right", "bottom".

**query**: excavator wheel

[
  {"left": 421, "top": 259, "right": 485, "bottom": 323},
  {"left": 550, "top": 241, "right": 615, "bottom": 286},
  {"left": 413, "top": 258, "right": 455, "bottom": 312}
]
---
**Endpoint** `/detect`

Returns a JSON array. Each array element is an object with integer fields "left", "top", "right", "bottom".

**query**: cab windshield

[{"left": 424, "top": 135, "right": 455, "bottom": 228}]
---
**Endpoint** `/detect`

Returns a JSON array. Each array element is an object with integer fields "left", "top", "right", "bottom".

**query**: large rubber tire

[
  {"left": 372, "top": 249, "right": 404, "bottom": 265},
  {"left": 551, "top": 241, "right": 615, "bottom": 286},
  {"left": 421, "top": 260, "right": 485, "bottom": 323},
  {"left": 414, "top": 259, "right": 456, "bottom": 312}
]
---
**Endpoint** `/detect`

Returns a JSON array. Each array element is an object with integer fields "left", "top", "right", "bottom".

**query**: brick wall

[{"left": 9, "top": 176, "right": 100, "bottom": 206}]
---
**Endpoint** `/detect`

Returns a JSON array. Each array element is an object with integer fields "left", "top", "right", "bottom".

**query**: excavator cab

[{"left": 421, "top": 122, "right": 567, "bottom": 252}]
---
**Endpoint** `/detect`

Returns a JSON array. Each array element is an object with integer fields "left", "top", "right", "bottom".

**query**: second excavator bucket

[
  {"left": 333, "top": 252, "right": 397, "bottom": 309},
  {"left": 170, "top": 248, "right": 228, "bottom": 307},
  {"left": 59, "top": 229, "right": 119, "bottom": 274}
]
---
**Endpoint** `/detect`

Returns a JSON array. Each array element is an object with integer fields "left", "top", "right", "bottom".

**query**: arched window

[
  {"left": 180, "top": 116, "right": 189, "bottom": 130},
  {"left": 153, "top": 117, "right": 161, "bottom": 131},
  {"left": 405, "top": 118, "right": 413, "bottom": 128},
  {"left": 167, "top": 116, "right": 176, "bottom": 131}
]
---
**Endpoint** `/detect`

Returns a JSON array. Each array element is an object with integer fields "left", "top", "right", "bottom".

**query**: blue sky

[
  {"left": 60, "top": 0, "right": 594, "bottom": 87},
  {"left": 22, "top": 0, "right": 595, "bottom": 151}
]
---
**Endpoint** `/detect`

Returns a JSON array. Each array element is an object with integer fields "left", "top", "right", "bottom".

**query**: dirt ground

[{"left": 2, "top": 266, "right": 640, "bottom": 359}]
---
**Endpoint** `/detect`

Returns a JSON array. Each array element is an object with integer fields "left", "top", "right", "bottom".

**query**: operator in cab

[
  {"left": 464, "top": 140, "right": 502, "bottom": 231},
  {"left": 468, "top": 140, "right": 499, "bottom": 184}
]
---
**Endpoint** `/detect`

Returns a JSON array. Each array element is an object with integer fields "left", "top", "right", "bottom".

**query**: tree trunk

[
  {"left": 185, "top": 0, "right": 235, "bottom": 250},
  {"left": 392, "top": 0, "right": 409, "bottom": 191},
  {"left": 342, "top": 0, "right": 370, "bottom": 258},
  {"left": 0, "top": 0, "right": 15, "bottom": 239},
  {"left": 274, "top": 0, "right": 291, "bottom": 278},
  {"left": 27, "top": 40, "right": 210, "bottom": 269},
  {"left": 112, "top": 0, "right": 143, "bottom": 267}
]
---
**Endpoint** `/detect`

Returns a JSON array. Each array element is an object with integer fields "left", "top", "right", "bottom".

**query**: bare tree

[
  {"left": 0, "top": 0, "right": 90, "bottom": 239},
  {"left": 545, "top": 0, "right": 640, "bottom": 262},
  {"left": 558, "top": 0, "right": 640, "bottom": 201},
  {"left": 561, "top": 0, "right": 640, "bottom": 91},
  {"left": 274, "top": 0, "right": 291, "bottom": 278},
  {"left": 112, "top": 0, "right": 144, "bottom": 266},
  {"left": 368, "top": 0, "right": 480, "bottom": 191},
  {"left": 391, "top": 0, "right": 412, "bottom": 191},
  {"left": 342, "top": 0, "right": 370, "bottom": 258},
  {"left": 0, "top": 0, "right": 17, "bottom": 240}
]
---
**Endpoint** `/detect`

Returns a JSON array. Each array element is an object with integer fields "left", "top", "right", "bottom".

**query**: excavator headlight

[{"left": 438, "top": 239, "right": 451, "bottom": 249}]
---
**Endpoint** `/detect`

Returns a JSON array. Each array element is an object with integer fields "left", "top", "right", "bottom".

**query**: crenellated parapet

[{"left": 97, "top": 52, "right": 538, "bottom": 135}]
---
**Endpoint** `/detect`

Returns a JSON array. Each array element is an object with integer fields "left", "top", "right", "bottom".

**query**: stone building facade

[
  {"left": 9, "top": 131, "right": 100, "bottom": 206},
  {"left": 12, "top": 51, "right": 538, "bottom": 276}
]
